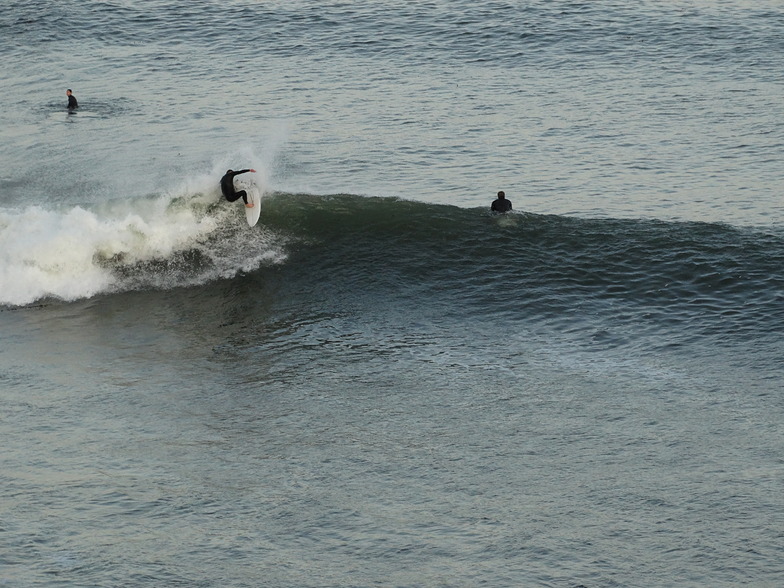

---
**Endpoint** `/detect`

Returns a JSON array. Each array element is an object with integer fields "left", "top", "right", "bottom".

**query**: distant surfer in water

[
  {"left": 220, "top": 168, "right": 257, "bottom": 208},
  {"left": 491, "top": 190, "right": 512, "bottom": 213},
  {"left": 66, "top": 89, "right": 78, "bottom": 110}
]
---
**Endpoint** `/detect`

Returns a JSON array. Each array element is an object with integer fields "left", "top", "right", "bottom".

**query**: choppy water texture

[{"left": 1, "top": 1, "right": 783, "bottom": 586}]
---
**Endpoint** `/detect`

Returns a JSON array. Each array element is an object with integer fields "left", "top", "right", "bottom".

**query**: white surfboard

[{"left": 244, "top": 184, "right": 262, "bottom": 227}]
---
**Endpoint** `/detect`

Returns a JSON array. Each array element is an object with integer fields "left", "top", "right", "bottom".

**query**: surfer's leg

[
  {"left": 225, "top": 190, "right": 247, "bottom": 203},
  {"left": 235, "top": 189, "right": 255, "bottom": 208},
  {"left": 235, "top": 190, "right": 252, "bottom": 207}
]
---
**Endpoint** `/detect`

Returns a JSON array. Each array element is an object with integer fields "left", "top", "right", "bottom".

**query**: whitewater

[{"left": 0, "top": 164, "right": 286, "bottom": 306}]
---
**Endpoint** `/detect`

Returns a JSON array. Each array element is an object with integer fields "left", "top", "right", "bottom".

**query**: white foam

[
  {"left": 0, "top": 145, "right": 290, "bottom": 306},
  {"left": 0, "top": 194, "right": 223, "bottom": 306}
]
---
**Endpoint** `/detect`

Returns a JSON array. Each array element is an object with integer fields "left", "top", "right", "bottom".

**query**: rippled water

[
  {"left": 3, "top": 0, "right": 783, "bottom": 223},
  {"left": 1, "top": 1, "right": 783, "bottom": 586}
]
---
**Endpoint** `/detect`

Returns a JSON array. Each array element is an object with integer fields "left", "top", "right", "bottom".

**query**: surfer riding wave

[{"left": 221, "top": 168, "right": 256, "bottom": 208}]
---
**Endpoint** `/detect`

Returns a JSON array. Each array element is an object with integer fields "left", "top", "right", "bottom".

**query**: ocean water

[{"left": 1, "top": 1, "right": 783, "bottom": 586}]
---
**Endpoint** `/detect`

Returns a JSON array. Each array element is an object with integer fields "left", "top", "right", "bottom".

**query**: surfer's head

[
  {"left": 226, "top": 169, "right": 233, "bottom": 174},
  {"left": 497, "top": 191, "right": 505, "bottom": 198},
  {"left": 66, "top": 89, "right": 72, "bottom": 96}
]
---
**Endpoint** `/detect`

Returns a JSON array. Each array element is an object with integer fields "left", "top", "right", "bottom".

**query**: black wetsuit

[
  {"left": 491, "top": 197, "right": 512, "bottom": 213},
  {"left": 220, "top": 169, "right": 252, "bottom": 204},
  {"left": 67, "top": 94, "right": 78, "bottom": 110}
]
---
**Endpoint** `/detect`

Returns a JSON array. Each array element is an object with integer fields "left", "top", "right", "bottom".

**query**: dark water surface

[{"left": 1, "top": 1, "right": 783, "bottom": 586}]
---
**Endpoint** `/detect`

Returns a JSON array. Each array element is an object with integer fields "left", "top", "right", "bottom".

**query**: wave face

[
  {"left": 4, "top": 192, "right": 783, "bottom": 347},
  {"left": 255, "top": 193, "right": 784, "bottom": 352}
]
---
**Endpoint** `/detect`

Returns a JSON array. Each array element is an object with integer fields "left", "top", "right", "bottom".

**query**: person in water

[
  {"left": 66, "top": 89, "right": 78, "bottom": 110},
  {"left": 220, "top": 168, "right": 257, "bottom": 208},
  {"left": 491, "top": 190, "right": 512, "bottom": 213}
]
